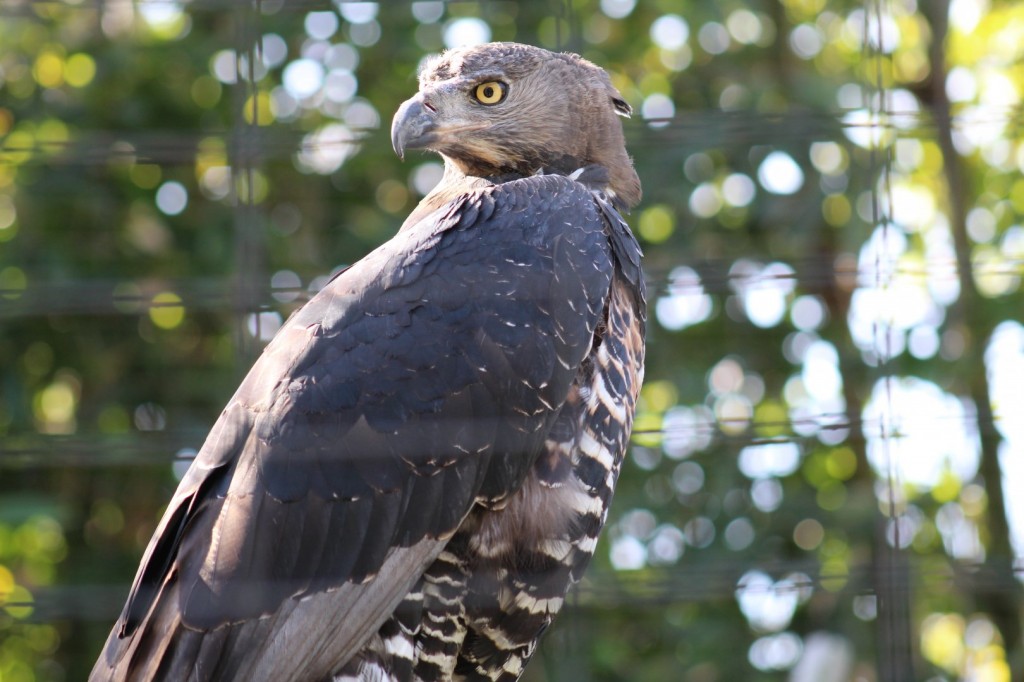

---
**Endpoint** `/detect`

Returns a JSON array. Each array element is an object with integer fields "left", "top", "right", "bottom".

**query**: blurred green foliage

[{"left": 2, "top": 0, "right": 1024, "bottom": 680}]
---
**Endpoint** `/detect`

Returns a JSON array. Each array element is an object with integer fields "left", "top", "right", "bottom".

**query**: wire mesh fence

[{"left": 2, "top": 0, "right": 1024, "bottom": 680}]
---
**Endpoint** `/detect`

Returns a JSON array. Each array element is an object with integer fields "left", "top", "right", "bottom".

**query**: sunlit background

[{"left": 2, "top": 0, "right": 1024, "bottom": 680}]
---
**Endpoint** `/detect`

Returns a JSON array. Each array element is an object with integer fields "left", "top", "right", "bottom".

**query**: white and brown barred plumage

[{"left": 92, "top": 42, "right": 645, "bottom": 682}]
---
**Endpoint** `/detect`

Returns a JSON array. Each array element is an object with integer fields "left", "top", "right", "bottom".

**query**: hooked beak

[
  {"left": 391, "top": 94, "right": 437, "bottom": 160},
  {"left": 391, "top": 93, "right": 493, "bottom": 160}
]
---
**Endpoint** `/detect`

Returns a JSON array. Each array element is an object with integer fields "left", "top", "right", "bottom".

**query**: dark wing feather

[{"left": 91, "top": 174, "right": 614, "bottom": 682}]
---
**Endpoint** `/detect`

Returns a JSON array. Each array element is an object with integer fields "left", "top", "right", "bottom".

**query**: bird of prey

[{"left": 92, "top": 42, "right": 645, "bottom": 682}]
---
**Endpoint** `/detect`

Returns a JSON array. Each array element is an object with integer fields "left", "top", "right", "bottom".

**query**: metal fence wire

[{"left": 2, "top": 0, "right": 1024, "bottom": 680}]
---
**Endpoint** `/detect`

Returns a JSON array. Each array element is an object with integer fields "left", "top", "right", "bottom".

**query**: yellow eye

[{"left": 473, "top": 81, "right": 507, "bottom": 105}]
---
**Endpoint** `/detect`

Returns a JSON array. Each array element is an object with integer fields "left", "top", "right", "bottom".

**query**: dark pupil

[{"left": 482, "top": 86, "right": 494, "bottom": 99}]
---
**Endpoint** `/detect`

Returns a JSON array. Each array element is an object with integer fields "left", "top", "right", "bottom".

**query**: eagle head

[{"left": 391, "top": 42, "right": 641, "bottom": 209}]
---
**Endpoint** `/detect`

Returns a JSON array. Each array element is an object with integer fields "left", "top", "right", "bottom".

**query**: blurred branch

[{"left": 919, "top": 0, "right": 1023, "bottom": 671}]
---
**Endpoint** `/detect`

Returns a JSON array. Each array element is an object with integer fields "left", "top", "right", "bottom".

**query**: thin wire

[
  {"left": 860, "top": 0, "right": 915, "bottom": 677},
  {"left": 5, "top": 254, "right": 1022, "bottom": 319},
  {"left": 7, "top": 556, "right": 1024, "bottom": 624},
  {"left": 4, "top": 107, "right": 1022, "bottom": 167},
  {"left": 2, "top": 408, "right": 1011, "bottom": 467},
  {"left": 229, "top": 0, "right": 265, "bottom": 366},
  {"left": 1, "top": 0, "right": 335, "bottom": 14}
]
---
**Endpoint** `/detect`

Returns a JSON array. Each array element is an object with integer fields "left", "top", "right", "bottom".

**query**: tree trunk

[{"left": 918, "top": 0, "right": 1023, "bottom": 671}]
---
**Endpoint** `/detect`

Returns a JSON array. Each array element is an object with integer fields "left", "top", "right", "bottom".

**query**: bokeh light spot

[
  {"left": 722, "top": 173, "right": 756, "bottom": 207},
  {"left": 338, "top": 2, "right": 379, "bottom": 24},
  {"left": 443, "top": 18, "right": 491, "bottom": 48},
  {"left": 793, "top": 518, "right": 825, "bottom": 550},
  {"left": 149, "top": 292, "right": 185, "bottom": 330},
  {"left": 65, "top": 53, "right": 96, "bottom": 87},
  {"left": 698, "top": 22, "right": 731, "bottom": 55},
  {"left": 155, "top": 181, "right": 188, "bottom": 215},
  {"left": 283, "top": 59, "right": 325, "bottom": 99},
  {"left": 758, "top": 152, "right": 804, "bottom": 195},
  {"left": 641, "top": 93, "right": 674, "bottom": 128},
  {"left": 638, "top": 204, "right": 674, "bottom": 243},
  {"left": 600, "top": 0, "right": 636, "bottom": 19},
  {"left": 305, "top": 11, "right": 339, "bottom": 40},
  {"left": 650, "top": 14, "right": 689, "bottom": 50}
]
